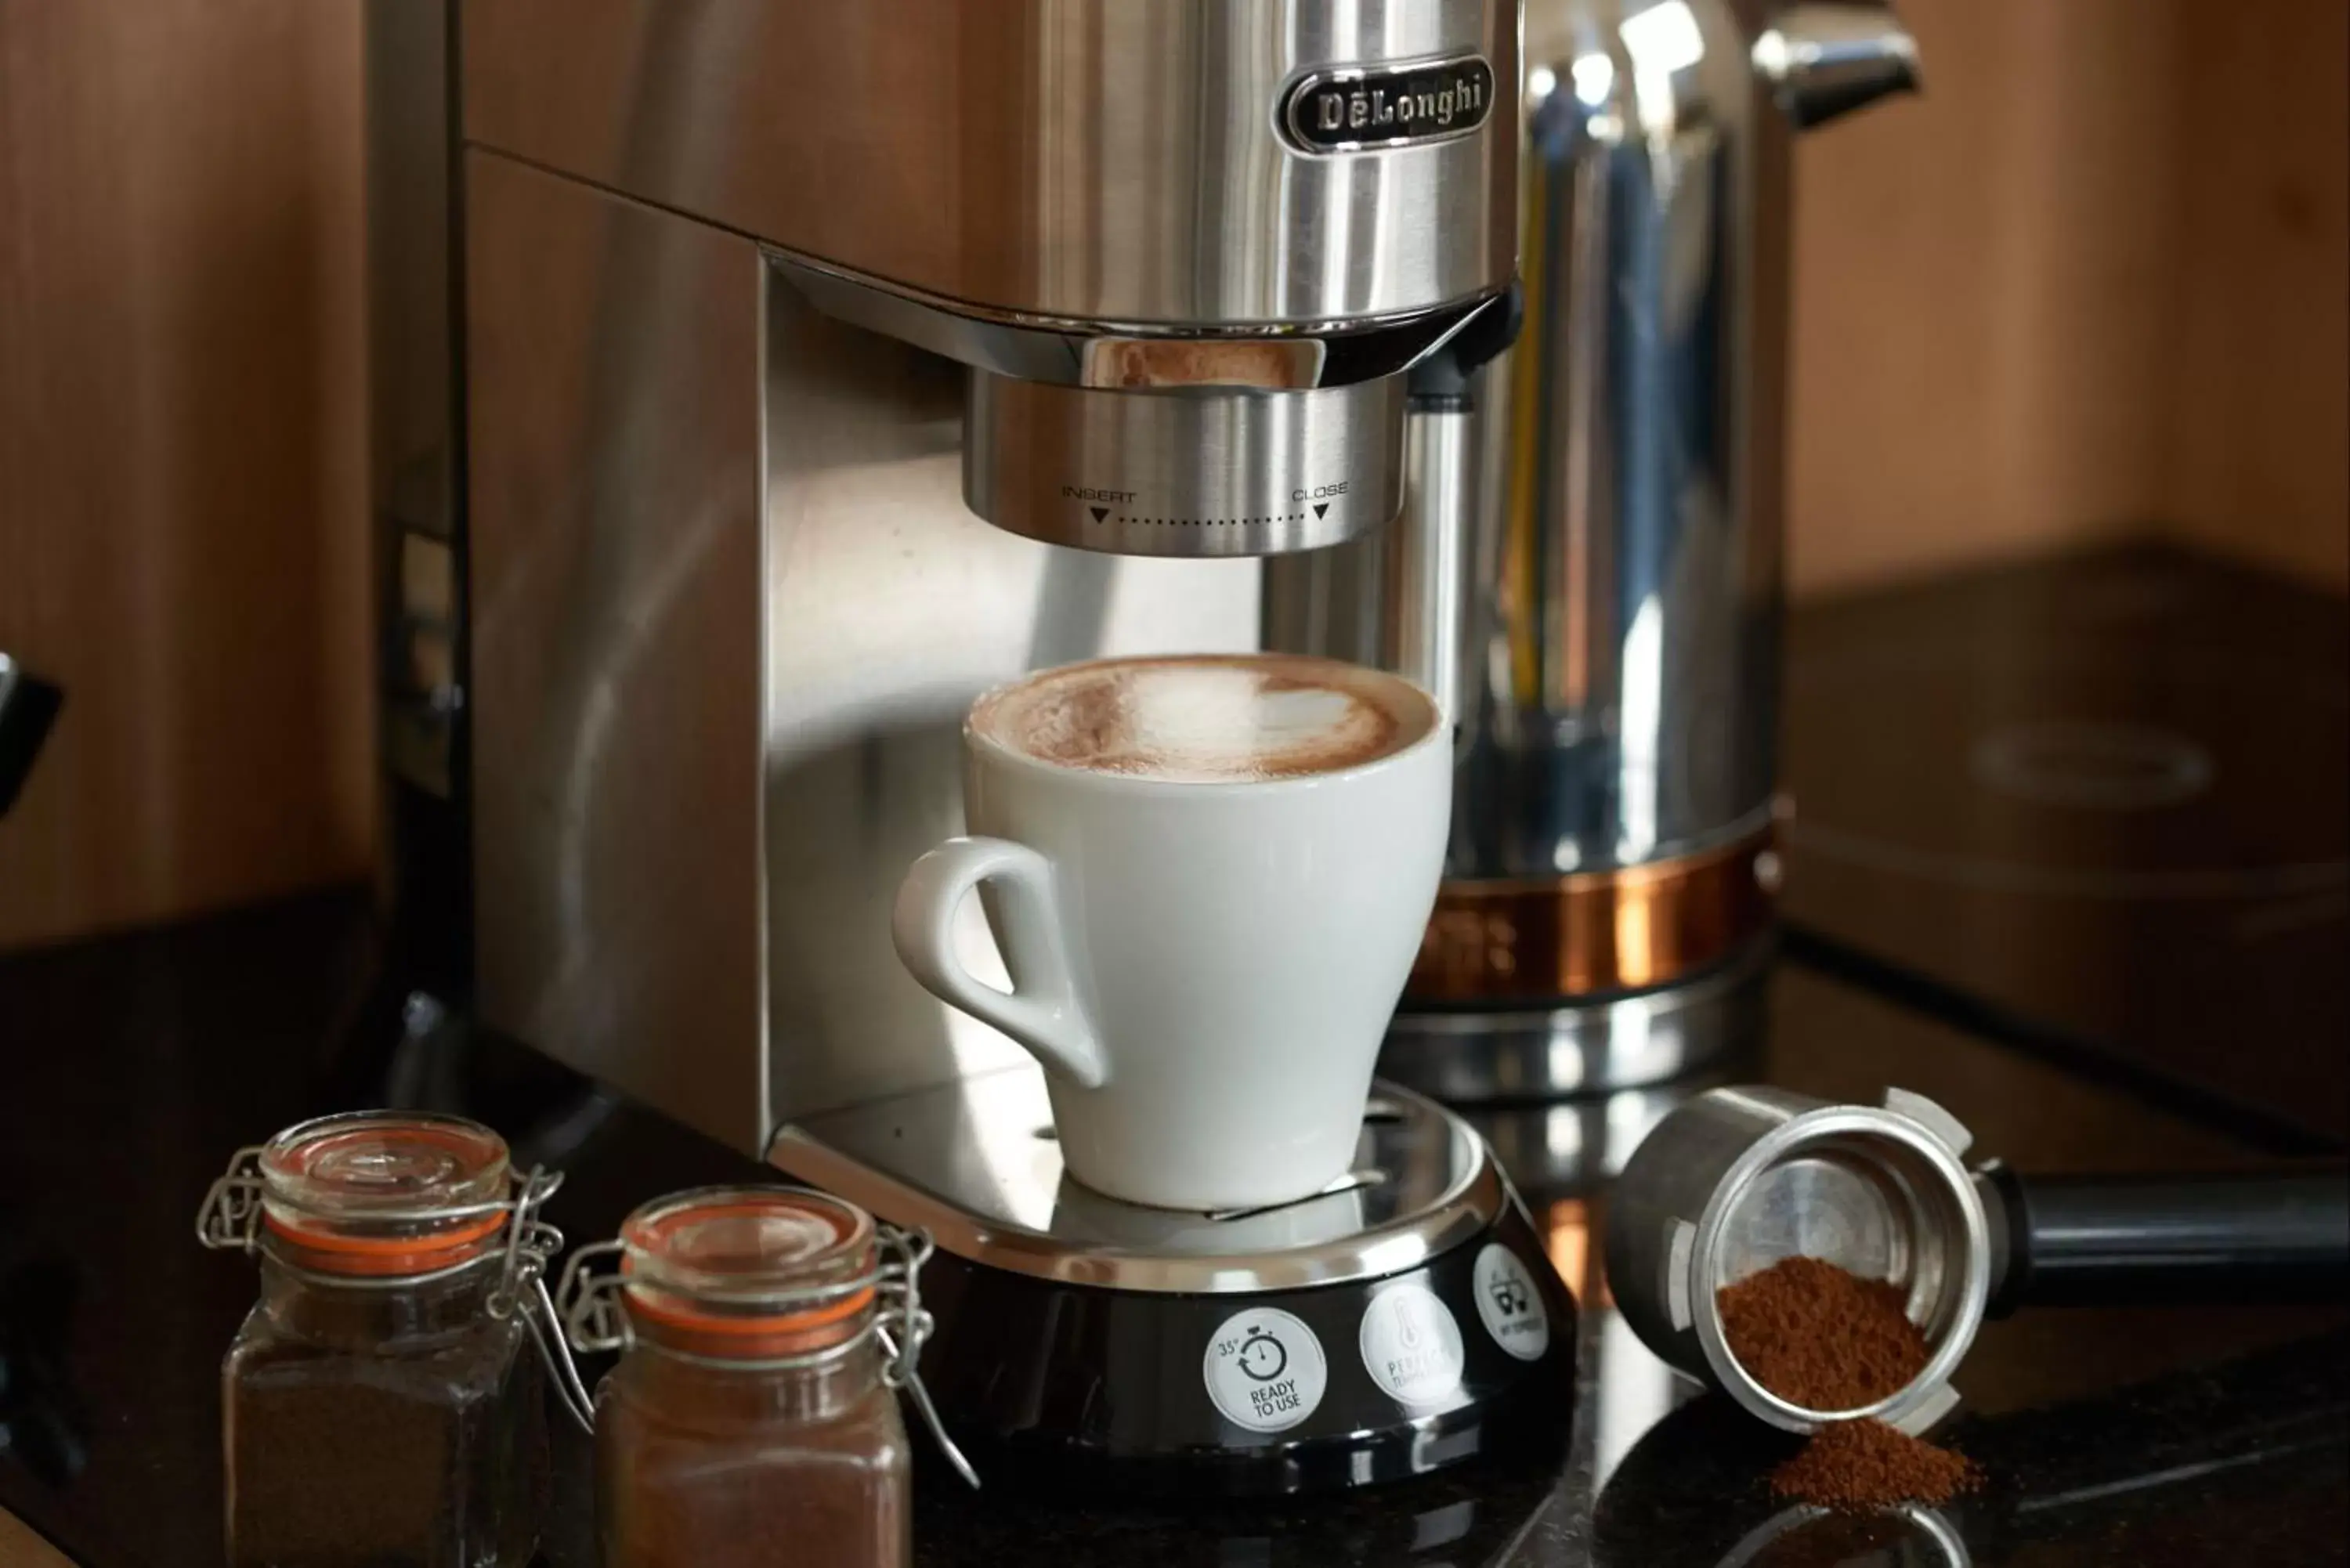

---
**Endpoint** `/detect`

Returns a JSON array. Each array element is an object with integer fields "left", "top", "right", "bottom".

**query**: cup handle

[{"left": 891, "top": 836, "right": 1109, "bottom": 1089}]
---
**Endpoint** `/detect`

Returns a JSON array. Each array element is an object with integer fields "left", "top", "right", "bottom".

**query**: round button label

[
  {"left": 1472, "top": 1243, "right": 1551, "bottom": 1360},
  {"left": 1358, "top": 1283, "right": 1466, "bottom": 1406},
  {"left": 1203, "top": 1308, "right": 1327, "bottom": 1433}
]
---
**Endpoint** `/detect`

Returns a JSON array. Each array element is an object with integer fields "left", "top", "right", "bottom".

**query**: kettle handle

[{"left": 1752, "top": 2, "right": 1922, "bottom": 128}]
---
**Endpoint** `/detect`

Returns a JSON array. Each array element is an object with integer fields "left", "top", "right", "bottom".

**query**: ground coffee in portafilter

[
  {"left": 1717, "top": 1255, "right": 1929, "bottom": 1410},
  {"left": 1716, "top": 1256, "right": 1980, "bottom": 1511}
]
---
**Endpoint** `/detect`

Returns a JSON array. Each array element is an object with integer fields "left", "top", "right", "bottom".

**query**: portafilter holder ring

[{"left": 1607, "top": 1086, "right": 1992, "bottom": 1436}]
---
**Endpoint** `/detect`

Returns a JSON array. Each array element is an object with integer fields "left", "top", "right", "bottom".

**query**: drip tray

[{"left": 768, "top": 1064, "right": 1502, "bottom": 1293}]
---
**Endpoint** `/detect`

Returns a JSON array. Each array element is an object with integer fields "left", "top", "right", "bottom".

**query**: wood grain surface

[
  {"left": 2158, "top": 0, "right": 2350, "bottom": 585},
  {"left": 0, "top": 1507, "right": 74, "bottom": 1568},
  {"left": 0, "top": 0, "right": 371, "bottom": 950},
  {"left": 1789, "top": 0, "right": 2347, "bottom": 594}
]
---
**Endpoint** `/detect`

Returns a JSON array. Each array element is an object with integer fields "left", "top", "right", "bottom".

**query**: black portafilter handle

[{"left": 1979, "top": 1162, "right": 2350, "bottom": 1318}]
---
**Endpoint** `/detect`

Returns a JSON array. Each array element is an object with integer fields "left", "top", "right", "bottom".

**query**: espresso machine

[
  {"left": 370, "top": 0, "right": 1571, "bottom": 1494},
  {"left": 1267, "top": 0, "right": 1919, "bottom": 1098}
]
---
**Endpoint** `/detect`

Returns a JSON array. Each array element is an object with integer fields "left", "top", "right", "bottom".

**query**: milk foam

[{"left": 974, "top": 655, "right": 1434, "bottom": 782}]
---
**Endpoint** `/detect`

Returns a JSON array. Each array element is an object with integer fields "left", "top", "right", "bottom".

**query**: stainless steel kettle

[{"left": 1266, "top": 0, "right": 1919, "bottom": 1099}]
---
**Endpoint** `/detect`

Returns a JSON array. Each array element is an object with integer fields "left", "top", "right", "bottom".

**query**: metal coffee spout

[
  {"left": 782, "top": 252, "right": 1510, "bottom": 562},
  {"left": 1752, "top": 2, "right": 1921, "bottom": 128}
]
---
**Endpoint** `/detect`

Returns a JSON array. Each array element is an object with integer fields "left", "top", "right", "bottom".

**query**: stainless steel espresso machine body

[
  {"left": 372, "top": 0, "right": 1570, "bottom": 1494},
  {"left": 1267, "top": 0, "right": 1919, "bottom": 1098}
]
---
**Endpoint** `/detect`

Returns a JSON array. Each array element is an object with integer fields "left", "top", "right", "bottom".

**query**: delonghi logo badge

[{"left": 1280, "top": 53, "right": 1495, "bottom": 154}]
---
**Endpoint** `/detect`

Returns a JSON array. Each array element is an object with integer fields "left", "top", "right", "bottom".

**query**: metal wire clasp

[
  {"left": 876, "top": 1224, "right": 981, "bottom": 1490},
  {"left": 484, "top": 1166, "right": 566, "bottom": 1320},
  {"left": 554, "top": 1238, "right": 631, "bottom": 1354},
  {"left": 195, "top": 1146, "right": 269, "bottom": 1253},
  {"left": 490, "top": 1165, "right": 600, "bottom": 1436}
]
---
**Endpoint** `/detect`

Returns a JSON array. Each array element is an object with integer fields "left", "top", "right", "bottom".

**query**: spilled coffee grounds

[
  {"left": 1716, "top": 1256, "right": 1977, "bottom": 1511},
  {"left": 1717, "top": 1255, "right": 1929, "bottom": 1409},
  {"left": 1768, "top": 1418, "right": 1980, "bottom": 1511}
]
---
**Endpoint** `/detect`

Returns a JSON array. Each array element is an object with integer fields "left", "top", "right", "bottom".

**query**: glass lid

[{"left": 258, "top": 1111, "right": 513, "bottom": 1271}]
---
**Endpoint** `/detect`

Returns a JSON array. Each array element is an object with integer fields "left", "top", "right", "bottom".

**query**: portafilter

[{"left": 1605, "top": 1086, "right": 2350, "bottom": 1434}]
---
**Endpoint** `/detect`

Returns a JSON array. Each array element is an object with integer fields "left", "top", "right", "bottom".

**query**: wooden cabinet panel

[
  {"left": 2160, "top": 0, "right": 2349, "bottom": 586},
  {"left": 0, "top": 0, "right": 371, "bottom": 949},
  {"left": 1788, "top": 0, "right": 2347, "bottom": 594}
]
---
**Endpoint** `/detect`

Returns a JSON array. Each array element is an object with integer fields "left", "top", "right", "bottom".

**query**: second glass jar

[{"left": 584, "top": 1187, "right": 912, "bottom": 1568}]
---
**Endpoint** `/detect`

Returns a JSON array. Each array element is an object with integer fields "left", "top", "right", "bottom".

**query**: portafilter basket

[{"left": 1603, "top": 1086, "right": 1991, "bottom": 1436}]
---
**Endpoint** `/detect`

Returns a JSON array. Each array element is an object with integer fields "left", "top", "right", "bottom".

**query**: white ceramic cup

[{"left": 890, "top": 655, "right": 1452, "bottom": 1211}]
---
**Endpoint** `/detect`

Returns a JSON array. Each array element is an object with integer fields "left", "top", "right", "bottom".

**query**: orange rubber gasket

[
  {"left": 623, "top": 1280, "right": 876, "bottom": 1338},
  {"left": 263, "top": 1209, "right": 505, "bottom": 1277},
  {"left": 622, "top": 1283, "right": 877, "bottom": 1361},
  {"left": 619, "top": 1192, "right": 875, "bottom": 1357}
]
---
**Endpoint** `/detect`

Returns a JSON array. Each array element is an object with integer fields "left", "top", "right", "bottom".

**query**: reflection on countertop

[{"left": 1781, "top": 544, "right": 2349, "bottom": 1149}]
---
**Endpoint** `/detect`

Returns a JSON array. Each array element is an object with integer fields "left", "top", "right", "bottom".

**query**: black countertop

[
  {"left": 3, "top": 545, "right": 2346, "bottom": 1566},
  {"left": 2, "top": 894, "right": 2343, "bottom": 1568},
  {"left": 1781, "top": 544, "right": 2348, "bottom": 1148}
]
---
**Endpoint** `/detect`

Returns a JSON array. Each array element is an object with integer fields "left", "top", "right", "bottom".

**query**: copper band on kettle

[{"left": 1407, "top": 829, "right": 1776, "bottom": 1003}]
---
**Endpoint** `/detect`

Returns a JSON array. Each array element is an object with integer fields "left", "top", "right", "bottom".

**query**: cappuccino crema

[{"left": 972, "top": 654, "right": 1436, "bottom": 783}]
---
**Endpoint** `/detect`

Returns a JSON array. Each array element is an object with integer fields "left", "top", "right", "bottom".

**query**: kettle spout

[{"left": 1752, "top": 2, "right": 1920, "bottom": 129}]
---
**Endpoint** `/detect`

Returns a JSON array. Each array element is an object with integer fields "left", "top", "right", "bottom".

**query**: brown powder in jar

[
  {"left": 1768, "top": 1418, "right": 1981, "bottom": 1512},
  {"left": 1716, "top": 1255, "right": 1930, "bottom": 1411}
]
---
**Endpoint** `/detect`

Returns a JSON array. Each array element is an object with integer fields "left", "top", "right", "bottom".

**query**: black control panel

[{"left": 915, "top": 1202, "right": 1577, "bottom": 1496}]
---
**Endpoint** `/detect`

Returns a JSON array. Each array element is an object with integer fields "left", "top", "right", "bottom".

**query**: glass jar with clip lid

[
  {"left": 197, "top": 1111, "right": 569, "bottom": 1567},
  {"left": 558, "top": 1184, "right": 977, "bottom": 1568}
]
